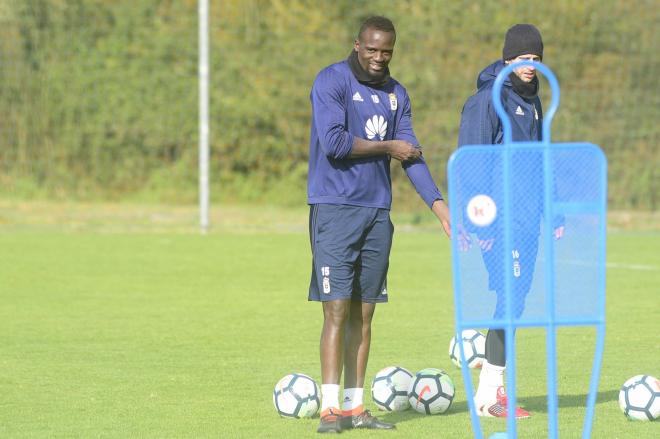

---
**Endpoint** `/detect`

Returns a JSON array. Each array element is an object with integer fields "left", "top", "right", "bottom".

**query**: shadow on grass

[
  {"left": 519, "top": 389, "right": 619, "bottom": 414},
  {"left": 378, "top": 389, "right": 619, "bottom": 424},
  {"left": 378, "top": 400, "right": 475, "bottom": 425}
]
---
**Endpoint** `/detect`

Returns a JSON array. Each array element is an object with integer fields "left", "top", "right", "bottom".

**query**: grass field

[{"left": 0, "top": 203, "right": 658, "bottom": 438}]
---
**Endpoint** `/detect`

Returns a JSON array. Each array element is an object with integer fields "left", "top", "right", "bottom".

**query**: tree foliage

[{"left": 1, "top": 0, "right": 657, "bottom": 209}]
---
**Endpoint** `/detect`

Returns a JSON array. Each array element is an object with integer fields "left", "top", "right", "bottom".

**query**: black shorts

[{"left": 308, "top": 204, "right": 393, "bottom": 303}]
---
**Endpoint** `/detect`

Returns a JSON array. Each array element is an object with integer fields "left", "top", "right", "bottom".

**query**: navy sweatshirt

[{"left": 307, "top": 60, "right": 443, "bottom": 209}]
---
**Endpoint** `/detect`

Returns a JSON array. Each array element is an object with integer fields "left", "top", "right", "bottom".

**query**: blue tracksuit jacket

[
  {"left": 457, "top": 60, "right": 546, "bottom": 236},
  {"left": 458, "top": 60, "right": 543, "bottom": 147}
]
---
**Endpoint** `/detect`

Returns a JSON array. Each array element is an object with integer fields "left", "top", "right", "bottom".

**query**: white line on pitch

[
  {"left": 606, "top": 262, "right": 659, "bottom": 271},
  {"left": 552, "top": 259, "right": 659, "bottom": 271}
]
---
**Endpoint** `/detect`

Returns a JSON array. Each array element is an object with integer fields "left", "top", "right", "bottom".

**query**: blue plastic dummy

[{"left": 447, "top": 62, "right": 606, "bottom": 439}]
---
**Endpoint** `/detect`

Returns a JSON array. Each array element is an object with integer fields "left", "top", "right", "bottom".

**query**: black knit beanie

[{"left": 502, "top": 24, "right": 543, "bottom": 60}]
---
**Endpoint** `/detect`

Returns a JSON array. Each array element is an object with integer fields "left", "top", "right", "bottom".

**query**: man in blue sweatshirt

[
  {"left": 307, "top": 16, "right": 451, "bottom": 433},
  {"left": 457, "top": 24, "right": 564, "bottom": 419}
]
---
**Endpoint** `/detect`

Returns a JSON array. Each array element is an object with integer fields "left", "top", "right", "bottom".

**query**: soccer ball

[
  {"left": 273, "top": 373, "right": 320, "bottom": 419},
  {"left": 618, "top": 375, "right": 660, "bottom": 421},
  {"left": 408, "top": 368, "right": 455, "bottom": 415},
  {"left": 449, "top": 329, "right": 486, "bottom": 369},
  {"left": 371, "top": 366, "right": 413, "bottom": 411}
]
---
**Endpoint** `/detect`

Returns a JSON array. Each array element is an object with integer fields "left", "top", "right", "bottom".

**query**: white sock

[
  {"left": 321, "top": 384, "right": 340, "bottom": 412},
  {"left": 475, "top": 360, "right": 505, "bottom": 405},
  {"left": 342, "top": 388, "right": 364, "bottom": 412}
]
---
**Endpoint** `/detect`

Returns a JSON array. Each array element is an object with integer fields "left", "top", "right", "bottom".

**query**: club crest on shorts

[{"left": 321, "top": 266, "right": 331, "bottom": 294}]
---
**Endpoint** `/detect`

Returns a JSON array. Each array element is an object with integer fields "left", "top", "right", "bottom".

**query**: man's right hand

[{"left": 388, "top": 140, "right": 422, "bottom": 162}]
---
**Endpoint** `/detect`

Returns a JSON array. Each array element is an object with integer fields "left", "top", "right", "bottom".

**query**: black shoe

[
  {"left": 349, "top": 409, "right": 396, "bottom": 430},
  {"left": 317, "top": 408, "right": 342, "bottom": 434}
]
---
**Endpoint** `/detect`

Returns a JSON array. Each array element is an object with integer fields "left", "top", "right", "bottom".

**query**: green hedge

[{"left": 1, "top": 0, "right": 657, "bottom": 209}]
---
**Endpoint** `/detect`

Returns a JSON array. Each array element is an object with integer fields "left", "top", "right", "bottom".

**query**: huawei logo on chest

[{"left": 365, "top": 115, "right": 387, "bottom": 141}]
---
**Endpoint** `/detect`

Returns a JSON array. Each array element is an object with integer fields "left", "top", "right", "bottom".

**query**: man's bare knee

[{"left": 323, "top": 300, "right": 350, "bottom": 328}]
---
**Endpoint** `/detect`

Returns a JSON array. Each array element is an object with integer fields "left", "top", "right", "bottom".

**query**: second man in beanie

[{"left": 455, "top": 23, "right": 564, "bottom": 419}]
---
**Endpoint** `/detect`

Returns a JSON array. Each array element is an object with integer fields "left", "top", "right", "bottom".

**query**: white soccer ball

[
  {"left": 449, "top": 329, "right": 486, "bottom": 369},
  {"left": 273, "top": 373, "right": 321, "bottom": 419},
  {"left": 618, "top": 375, "right": 660, "bottom": 421},
  {"left": 408, "top": 368, "right": 455, "bottom": 415},
  {"left": 371, "top": 366, "right": 413, "bottom": 411}
]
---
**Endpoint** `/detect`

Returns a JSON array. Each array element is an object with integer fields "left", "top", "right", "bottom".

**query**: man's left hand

[{"left": 431, "top": 199, "right": 451, "bottom": 238}]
